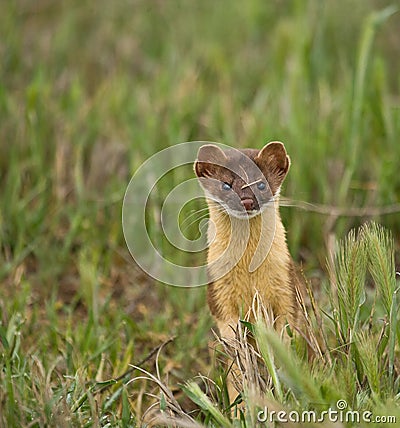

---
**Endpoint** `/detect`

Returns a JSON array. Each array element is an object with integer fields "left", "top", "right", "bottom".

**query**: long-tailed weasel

[{"left": 194, "top": 142, "right": 303, "bottom": 340}]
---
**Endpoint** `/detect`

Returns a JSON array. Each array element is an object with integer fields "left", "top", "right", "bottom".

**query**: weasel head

[{"left": 194, "top": 142, "right": 290, "bottom": 219}]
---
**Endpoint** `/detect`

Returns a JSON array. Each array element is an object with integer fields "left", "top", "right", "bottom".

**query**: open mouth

[
  {"left": 227, "top": 200, "right": 274, "bottom": 219},
  {"left": 211, "top": 198, "right": 272, "bottom": 219},
  {"left": 229, "top": 208, "right": 260, "bottom": 219}
]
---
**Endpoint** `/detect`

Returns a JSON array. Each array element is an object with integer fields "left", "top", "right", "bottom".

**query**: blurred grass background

[{"left": 0, "top": 0, "right": 399, "bottom": 425}]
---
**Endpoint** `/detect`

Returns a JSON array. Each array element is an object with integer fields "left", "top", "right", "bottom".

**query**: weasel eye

[
  {"left": 222, "top": 182, "right": 231, "bottom": 191},
  {"left": 257, "top": 181, "right": 266, "bottom": 190}
]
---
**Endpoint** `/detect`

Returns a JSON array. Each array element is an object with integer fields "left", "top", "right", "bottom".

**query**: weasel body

[{"left": 194, "top": 142, "right": 302, "bottom": 337}]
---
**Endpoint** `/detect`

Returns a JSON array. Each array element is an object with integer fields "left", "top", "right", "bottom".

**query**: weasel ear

[
  {"left": 255, "top": 141, "right": 290, "bottom": 191},
  {"left": 194, "top": 144, "right": 227, "bottom": 178}
]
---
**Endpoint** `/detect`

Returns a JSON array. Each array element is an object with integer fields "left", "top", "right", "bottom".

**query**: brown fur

[
  {"left": 207, "top": 202, "right": 300, "bottom": 338},
  {"left": 195, "top": 142, "right": 303, "bottom": 338},
  {"left": 194, "top": 142, "right": 306, "bottom": 402}
]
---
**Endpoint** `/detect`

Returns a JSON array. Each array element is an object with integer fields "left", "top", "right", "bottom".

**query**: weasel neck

[{"left": 206, "top": 199, "right": 290, "bottom": 279}]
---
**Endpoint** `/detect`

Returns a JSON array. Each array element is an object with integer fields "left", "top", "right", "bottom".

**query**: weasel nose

[{"left": 241, "top": 198, "right": 254, "bottom": 211}]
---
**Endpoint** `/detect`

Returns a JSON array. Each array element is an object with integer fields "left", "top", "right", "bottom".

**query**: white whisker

[
  {"left": 181, "top": 212, "right": 210, "bottom": 233},
  {"left": 180, "top": 207, "right": 209, "bottom": 228}
]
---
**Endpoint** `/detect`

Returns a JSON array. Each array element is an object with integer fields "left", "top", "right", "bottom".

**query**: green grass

[{"left": 0, "top": 0, "right": 399, "bottom": 426}]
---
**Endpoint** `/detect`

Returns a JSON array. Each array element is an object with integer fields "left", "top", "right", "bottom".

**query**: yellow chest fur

[{"left": 206, "top": 202, "right": 297, "bottom": 327}]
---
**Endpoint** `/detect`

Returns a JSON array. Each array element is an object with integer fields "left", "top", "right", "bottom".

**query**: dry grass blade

[
  {"left": 279, "top": 197, "right": 400, "bottom": 217},
  {"left": 127, "top": 366, "right": 198, "bottom": 428}
]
